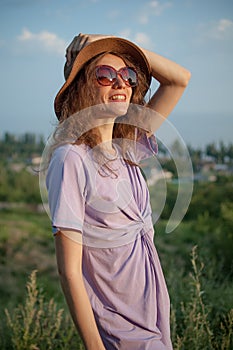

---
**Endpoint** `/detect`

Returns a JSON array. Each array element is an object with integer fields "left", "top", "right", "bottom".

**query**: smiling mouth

[{"left": 109, "top": 95, "right": 126, "bottom": 101}]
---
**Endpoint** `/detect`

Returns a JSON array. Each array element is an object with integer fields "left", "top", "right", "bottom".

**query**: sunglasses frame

[{"left": 95, "top": 65, "right": 138, "bottom": 87}]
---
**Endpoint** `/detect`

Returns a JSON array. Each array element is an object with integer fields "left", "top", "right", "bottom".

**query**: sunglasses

[{"left": 95, "top": 65, "right": 138, "bottom": 87}]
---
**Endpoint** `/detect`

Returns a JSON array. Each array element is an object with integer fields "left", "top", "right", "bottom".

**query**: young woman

[{"left": 46, "top": 33, "right": 191, "bottom": 350}]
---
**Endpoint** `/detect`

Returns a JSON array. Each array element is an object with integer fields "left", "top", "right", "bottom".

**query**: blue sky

[{"left": 0, "top": 0, "right": 232, "bottom": 147}]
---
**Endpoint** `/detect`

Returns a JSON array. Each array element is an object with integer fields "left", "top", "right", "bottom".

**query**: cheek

[
  {"left": 92, "top": 83, "right": 105, "bottom": 102},
  {"left": 129, "top": 89, "right": 133, "bottom": 101},
  {"left": 96, "top": 86, "right": 112, "bottom": 102}
]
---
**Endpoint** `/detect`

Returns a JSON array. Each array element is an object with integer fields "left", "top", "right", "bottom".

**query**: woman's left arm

[{"left": 141, "top": 48, "right": 191, "bottom": 120}]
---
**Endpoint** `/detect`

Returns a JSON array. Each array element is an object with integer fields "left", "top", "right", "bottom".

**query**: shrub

[
  {"left": 4, "top": 270, "right": 84, "bottom": 350},
  {"left": 171, "top": 246, "right": 233, "bottom": 350}
]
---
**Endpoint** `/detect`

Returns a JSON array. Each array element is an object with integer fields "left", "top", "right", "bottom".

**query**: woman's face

[{"left": 93, "top": 54, "right": 133, "bottom": 117}]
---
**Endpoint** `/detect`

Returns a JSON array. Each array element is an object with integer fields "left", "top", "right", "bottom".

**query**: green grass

[
  {"left": 0, "top": 208, "right": 59, "bottom": 308},
  {"left": 0, "top": 208, "right": 232, "bottom": 349},
  {"left": 4, "top": 270, "right": 84, "bottom": 350}
]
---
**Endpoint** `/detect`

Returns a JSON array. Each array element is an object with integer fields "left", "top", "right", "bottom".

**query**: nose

[{"left": 112, "top": 74, "right": 126, "bottom": 89}]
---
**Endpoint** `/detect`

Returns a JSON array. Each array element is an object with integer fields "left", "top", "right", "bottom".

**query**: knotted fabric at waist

[{"left": 82, "top": 214, "right": 153, "bottom": 249}]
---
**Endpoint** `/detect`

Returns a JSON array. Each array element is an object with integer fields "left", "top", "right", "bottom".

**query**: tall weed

[
  {"left": 172, "top": 246, "right": 232, "bottom": 350},
  {"left": 2, "top": 251, "right": 232, "bottom": 349},
  {"left": 4, "top": 270, "right": 84, "bottom": 350}
]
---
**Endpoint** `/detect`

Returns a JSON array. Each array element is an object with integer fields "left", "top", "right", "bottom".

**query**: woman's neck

[{"left": 97, "top": 121, "right": 114, "bottom": 151}]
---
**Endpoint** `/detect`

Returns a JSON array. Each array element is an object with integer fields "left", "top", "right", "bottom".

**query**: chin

[{"left": 103, "top": 102, "right": 129, "bottom": 117}]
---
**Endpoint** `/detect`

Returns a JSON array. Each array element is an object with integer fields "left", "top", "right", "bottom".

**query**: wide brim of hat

[{"left": 54, "top": 37, "right": 152, "bottom": 120}]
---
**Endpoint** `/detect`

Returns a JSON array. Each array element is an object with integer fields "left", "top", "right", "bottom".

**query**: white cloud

[
  {"left": 18, "top": 28, "right": 66, "bottom": 55},
  {"left": 149, "top": 0, "right": 172, "bottom": 15},
  {"left": 134, "top": 32, "right": 153, "bottom": 48},
  {"left": 216, "top": 19, "right": 233, "bottom": 36},
  {"left": 18, "top": 29, "right": 32, "bottom": 40},
  {"left": 118, "top": 29, "right": 132, "bottom": 39},
  {"left": 199, "top": 18, "right": 233, "bottom": 41},
  {"left": 138, "top": 0, "right": 172, "bottom": 24},
  {"left": 118, "top": 30, "right": 153, "bottom": 49},
  {"left": 138, "top": 14, "right": 149, "bottom": 25}
]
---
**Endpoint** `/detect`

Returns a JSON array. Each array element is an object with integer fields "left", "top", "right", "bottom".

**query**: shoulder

[
  {"left": 47, "top": 144, "right": 88, "bottom": 188},
  {"left": 47, "top": 144, "right": 89, "bottom": 180},
  {"left": 51, "top": 143, "right": 88, "bottom": 165}
]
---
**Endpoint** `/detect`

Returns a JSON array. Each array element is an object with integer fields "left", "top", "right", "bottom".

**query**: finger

[
  {"left": 65, "top": 49, "right": 72, "bottom": 67},
  {"left": 74, "top": 33, "right": 88, "bottom": 51},
  {"left": 66, "top": 40, "right": 76, "bottom": 66},
  {"left": 66, "top": 34, "right": 82, "bottom": 66}
]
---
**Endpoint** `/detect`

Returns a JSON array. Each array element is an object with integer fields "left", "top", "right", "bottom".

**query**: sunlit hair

[
  {"left": 58, "top": 52, "right": 149, "bottom": 146},
  {"left": 45, "top": 52, "right": 150, "bottom": 173},
  {"left": 60, "top": 52, "right": 148, "bottom": 117}
]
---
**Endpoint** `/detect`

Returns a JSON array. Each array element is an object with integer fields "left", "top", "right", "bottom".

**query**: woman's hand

[
  {"left": 65, "top": 33, "right": 112, "bottom": 67},
  {"left": 64, "top": 33, "right": 113, "bottom": 79}
]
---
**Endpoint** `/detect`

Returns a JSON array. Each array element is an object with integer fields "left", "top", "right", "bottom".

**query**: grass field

[{"left": 0, "top": 207, "right": 232, "bottom": 349}]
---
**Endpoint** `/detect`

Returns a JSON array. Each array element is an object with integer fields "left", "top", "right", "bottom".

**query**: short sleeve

[
  {"left": 139, "top": 132, "right": 158, "bottom": 157},
  {"left": 123, "top": 131, "right": 158, "bottom": 164},
  {"left": 46, "top": 145, "right": 87, "bottom": 235}
]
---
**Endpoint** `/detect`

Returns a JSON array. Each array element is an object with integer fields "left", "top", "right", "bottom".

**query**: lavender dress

[{"left": 46, "top": 133, "right": 173, "bottom": 350}]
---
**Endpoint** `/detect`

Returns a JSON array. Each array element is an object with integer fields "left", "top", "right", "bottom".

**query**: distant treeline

[
  {"left": 0, "top": 132, "right": 45, "bottom": 161},
  {"left": 1, "top": 132, "right": 233, "bottom": 165},
  {"left": 157, "top": 139, "right": 233, "bottom": 163}
]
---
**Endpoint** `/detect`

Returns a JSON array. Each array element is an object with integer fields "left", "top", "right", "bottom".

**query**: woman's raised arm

[{"left": 142, "top": 47, "right": 191, "bottom": 119}]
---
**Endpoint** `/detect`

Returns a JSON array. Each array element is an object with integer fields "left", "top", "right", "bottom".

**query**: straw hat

[{"left": 54, "top": 37, "right": 152, "bottom": 120}]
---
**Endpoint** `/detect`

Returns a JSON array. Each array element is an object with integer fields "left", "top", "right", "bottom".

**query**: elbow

[
  {"left": 167, "top": 69, "right": 191, "bottom": 89},
  {"left": 57, "top": 265, "right": 82, "bottom": 284},
  {"left": 57, "top": 265, "right": 66, "bottom": 279},
  {"left": 57, "top": 266, "right": 68, "bottom": 284},
  {"left": 58, "top": 270, "right": 83, "bottom": 291},
  {"left": 182, "top": 69, "right": 192, "bottom": 87}
]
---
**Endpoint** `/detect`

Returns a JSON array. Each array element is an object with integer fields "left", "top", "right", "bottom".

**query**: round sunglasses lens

[
  {"left": 96, "top": 66, "right": 115, "bottom": 86},
  {"left": 96, "top": 66, "right": 137, "bottom": 87},
  {"left": 121, "top": 68, "right": 137, "bottom": 87}
]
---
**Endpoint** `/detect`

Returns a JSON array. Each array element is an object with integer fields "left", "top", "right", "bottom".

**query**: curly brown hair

[
  {"left": 42, "top": 52, "right": 151, "bottom": 174},
  {"left": 58, "top": 52, "right": 149, "bottom": 148}
]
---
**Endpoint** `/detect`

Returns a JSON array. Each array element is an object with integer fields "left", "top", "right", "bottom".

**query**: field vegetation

[{"left": 0, "top": 133, "right": 232, "bottom": 349}]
